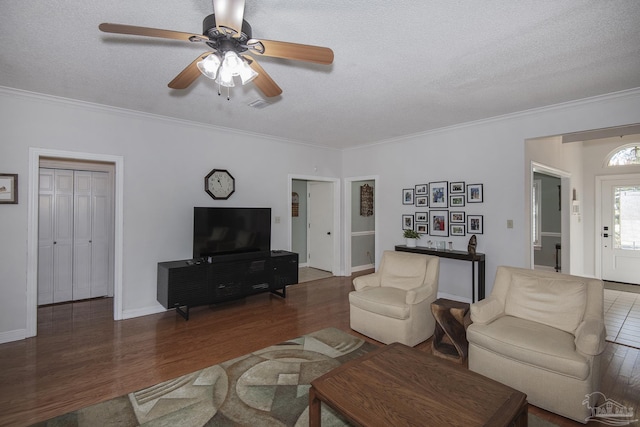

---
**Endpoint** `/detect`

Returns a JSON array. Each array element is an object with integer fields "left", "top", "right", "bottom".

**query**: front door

[{"left": 601, "top": 175, "right": 640, "bottom": 284}]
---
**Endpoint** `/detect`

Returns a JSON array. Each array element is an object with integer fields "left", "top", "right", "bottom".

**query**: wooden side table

[{"left": 431, "top": 298, "right": 471, "bottom": 363}]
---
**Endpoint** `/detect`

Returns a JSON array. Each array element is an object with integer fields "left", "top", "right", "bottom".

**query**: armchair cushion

[
  {"left": 467, "top": 316, "right": 590, "bottom": 380},
  {"left": 379, "top": 251, "right": 429, "bottom": 290},
  {"left": 349, "top": 287, "right": 410, "bottom": 320},
  {"left": 504, "top": 273, "right": 587, "bottom": 333}
]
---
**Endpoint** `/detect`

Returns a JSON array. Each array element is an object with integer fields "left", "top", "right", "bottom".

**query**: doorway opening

[
  {"left": 288, "top": 175, "right": 339, "bottom": 278},
  {"left": 344, "top": 176, "right": 379, "bottom": 276},
  {"left": 530, "top": 163, "right": 571, "bottom": 272},
  {"left": 26, "top": 148, "right": 124, "bottom": 338}
]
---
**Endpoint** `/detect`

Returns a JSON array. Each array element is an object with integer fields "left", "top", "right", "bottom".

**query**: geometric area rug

[{"left": 31, "top": 327, "right": 558, "bottom": 427}]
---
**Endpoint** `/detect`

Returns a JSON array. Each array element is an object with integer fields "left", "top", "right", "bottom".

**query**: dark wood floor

[{"left": 0, "top": 272, "right": 638, "bottom": 426}]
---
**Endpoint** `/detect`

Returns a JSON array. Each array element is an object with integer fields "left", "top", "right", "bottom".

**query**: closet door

[
  {"left": 73, "top": 171, "right": 93, "bottom": 300},
  {"left": 38, "top": 169, "right": 55, "bottom": 305},
  {"left": 73, "top": 171, "right": 111, "bottom": 299},
  {"left": 90, "top": 172, "right": 110, "bottom": 297},
  {"left": 38, "top": 169, "right": 75, "bottom": 304}
]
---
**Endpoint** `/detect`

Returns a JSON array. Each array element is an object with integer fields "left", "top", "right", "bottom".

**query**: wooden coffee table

[{"left": 309, "top": 342, "right": 527, "bottom": 427}]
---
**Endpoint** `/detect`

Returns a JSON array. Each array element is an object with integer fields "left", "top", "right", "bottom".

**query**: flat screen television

[{"left": 193, "top": 207, "right": 271, "bottom": 260}]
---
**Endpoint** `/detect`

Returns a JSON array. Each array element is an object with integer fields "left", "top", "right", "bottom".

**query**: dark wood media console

[{"left": 157, "top": 250, "right": 298, "bottom": 319}]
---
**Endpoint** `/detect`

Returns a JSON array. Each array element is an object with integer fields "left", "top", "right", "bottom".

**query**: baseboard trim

[
  {"left": 351, "top": 264, "right": 375, "bottom": 273},
  {"left": 0, "top": 328, "right": 27, "bottom": 344}
]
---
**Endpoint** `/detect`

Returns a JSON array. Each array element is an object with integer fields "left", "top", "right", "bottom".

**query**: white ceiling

[{"left": 1, "top": 1, "right": 639, "bottom": 149}]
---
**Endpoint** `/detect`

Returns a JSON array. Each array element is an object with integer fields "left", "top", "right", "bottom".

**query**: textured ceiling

[{"left": 1, "top": 0, "right": 639, "bottom": 149}]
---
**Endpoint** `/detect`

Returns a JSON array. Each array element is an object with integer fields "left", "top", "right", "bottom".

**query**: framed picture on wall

[
  {"left": 415, "top": 212, "right": 428, "bottom": 222},
  {"left": 449, "top": 194, "right": 465, "bottom": 207},
  {"left": 467, "top": 215, "right": 484, "bottom": 234},
  {"left": 467, "top": 183, "right": 484, "bottom": 203},
  {"left": 450, "top": 223, "right": 466, "bottom": 236},
  {"left": 415, "top": 196, "right": 428, "bottom": 207},
  {"left": 416, "top": 222, "right": 428, "bottom": 234},
  {"left": 0, "top": 174, "right": 18, "bottom": 204},
  {"left": 403, "top": 188, "right": 414, "bottom": 205},
  {"left": 450, "top": 211, "right": 465, "bottom": 223},
  {"left": 429, "top": 181, "right": 448, "bottom": 208},
  {"left": 450, "top": 181, "right": 465, "bottom": 194},
  {"left": 402, "top": 214, "right": 414, "bottom": 230},
  {"left": 429, "top": 210, "right": 449, "bottom": 237},
  {"left": 415, "top": 184, "right": 428, "bottom": 196}
]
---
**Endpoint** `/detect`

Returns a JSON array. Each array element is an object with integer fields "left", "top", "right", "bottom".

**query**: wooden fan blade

[
  {"left": 213, "top": 0, "right": 245, "bottom": 37},
  {"left": 243, "top": 55, "right": 282, "bottom": 97},
  {"left": 248, "top": 39, "right": 334, "bottom": 65},
  {"left": 99, "top": 23, "right": 208, "bottom": 43},
  {"left": 168, "top": 52, "right": 212, "bottom": 89}
]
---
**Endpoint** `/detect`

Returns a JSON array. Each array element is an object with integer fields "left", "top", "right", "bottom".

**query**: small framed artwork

[
  {"left": 429, "top": 210, "right": 449, "bottom": 237},
  {"left": 0, "top": 174, "right": 18, "bottom": 204},
  {"left": 415, "top": 222, "right": 429, "bottom": 234},
  {"left": 467, "top": 183, "right": 484, "bottom": 203},
  {"left": 449, "top": 194, "right": 465, "bottom": 207},
  {"left": 450, "top": 211, "right": 465, "bottom": 223},
  {"left": 467, "top": 215, "right": 484, "bottom": 234},
  {"left": 450, "top": 181, "right": 465, "bottom": 194},
  {"left": 450, "top": 223, "right": 466, "bottom": 236},
  {"left": 429, "top": 181, "right": 448, "bottom": 209},
  {"left": 415, "top": 184, "right": 428, "bottom": 196},
  {"left": 415, "top": 212, "right": 428, "bottom": 222},
  {"left": 402, "top": 214, "right": 414, "bottom": 230},
  {"left": 403, "top": 188, "right": 414, "bottom": 205},
  {"left": 415, "top": 196, "right": 428, "bottom": 207}
]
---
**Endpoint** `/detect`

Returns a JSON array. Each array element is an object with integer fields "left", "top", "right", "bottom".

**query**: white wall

[
  {"left": 2, "top": 87, "right": 640, "bottom": 342},
  {"left": 343, "top": 89, "right": 640, "bottom": 301},
  {"left": 0, "top": 88, "right": 342, "bottom": 342}
]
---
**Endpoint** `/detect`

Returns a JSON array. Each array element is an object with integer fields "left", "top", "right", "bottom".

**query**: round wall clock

[{"left": 205, "top": 169, "right": 235, "bottom": 200}]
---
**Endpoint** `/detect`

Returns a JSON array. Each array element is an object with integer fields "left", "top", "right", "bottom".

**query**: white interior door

[
  {"left": 308, "top": 182, "right": 333, "bottom": 272},
  {"left": 73, "top": 171, "right": 93, "bottom": 300},
  {"left": 91, "top": 172, "right": 111, "bottom": 297},
  {"left": 601, "top": 176, "right": 640, "bottom": 284}
]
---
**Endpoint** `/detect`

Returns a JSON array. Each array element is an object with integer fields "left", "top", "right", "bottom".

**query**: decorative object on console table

[
  {"left": 467, "top": 234, "right": 477, "bottom": 255},
  {"left": 431, "top": 298, "right": 471, "bottom": 363},
  {"left": 395, "top": 245, "right": 485, "bottom": 302},
  {"left": 403, "top": 229, "right": 420, "bottom": 248},
  {"left": 0, "top": 173, "right": 18, "bottom": 204}
]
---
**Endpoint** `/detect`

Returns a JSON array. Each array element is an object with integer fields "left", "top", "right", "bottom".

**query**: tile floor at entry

[{"left": 604, "top": 289, "right": 640, "bottom": 348}]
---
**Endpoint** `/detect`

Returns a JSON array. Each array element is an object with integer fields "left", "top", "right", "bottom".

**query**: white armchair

[
  {"left": 467, "top": 266, "right": 606, "bottom": 423},
  {"left": 349, "top": 250, "right": 440, "bottom": 346}
]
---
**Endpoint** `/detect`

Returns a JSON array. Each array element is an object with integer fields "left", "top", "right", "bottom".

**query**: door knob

[{"left": 327, "top": 232, "right": 331, "bottom": 235}]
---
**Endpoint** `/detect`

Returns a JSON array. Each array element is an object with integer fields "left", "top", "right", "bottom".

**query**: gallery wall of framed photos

[{"left": 402, "top": 181, "right": 484, "bottom": 237}]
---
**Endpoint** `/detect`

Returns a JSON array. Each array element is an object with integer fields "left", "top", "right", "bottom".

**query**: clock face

[{"left": 205, "top": 169, "right": 235, "bottom": 200}]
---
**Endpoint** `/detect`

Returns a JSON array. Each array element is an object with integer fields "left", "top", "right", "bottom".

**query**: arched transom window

[{"left": 607, "top": 144, "right": 640, "bottom": 166}]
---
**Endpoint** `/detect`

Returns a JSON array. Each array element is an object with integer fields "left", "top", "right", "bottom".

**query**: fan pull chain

[{"left": 227, "top": 86, "right": 231, "bottom": 101}]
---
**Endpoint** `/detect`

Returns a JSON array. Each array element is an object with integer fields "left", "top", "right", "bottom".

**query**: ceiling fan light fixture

[
  {"left": 239, "top": 61, "right": 258, "bottom": 84},
  {"left": 216, "top": 67, "right": 235, "bottom": 87},
  {"left": 222, "top": 51, "right": 243, "bottom": 75},
  {"left": 197, "top": 54, "right": 221, "bottom": 79}
]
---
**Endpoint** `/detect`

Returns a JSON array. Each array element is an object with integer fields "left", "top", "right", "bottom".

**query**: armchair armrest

[
  {"left": 470, "top": 296, "right": 504, "bottom": 325},
  {"left": 574, "top": 317, "right": 606, "bottom": 356},
  {"left": 353, "top": 273, "right": 381, "bottom": 291},
  {"left": 405, "top": 283, "right": 435, "bottom": 305}
]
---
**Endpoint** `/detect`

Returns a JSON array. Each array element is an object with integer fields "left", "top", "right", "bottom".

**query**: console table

[{"left": 395, "top": 245, "right": 486, "bottom": 302}]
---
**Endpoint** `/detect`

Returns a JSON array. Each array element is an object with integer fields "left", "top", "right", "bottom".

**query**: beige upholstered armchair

[
  {"left": 349, "top": 250, "right": 440, "bottom": 346},
  {"left": 467, "top": 266, "right": 606, "bottom": 423}
]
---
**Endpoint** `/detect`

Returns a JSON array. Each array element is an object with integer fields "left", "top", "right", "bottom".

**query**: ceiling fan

[{"left": 99, "top": 0, "right": 334, "bottom": 99}]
